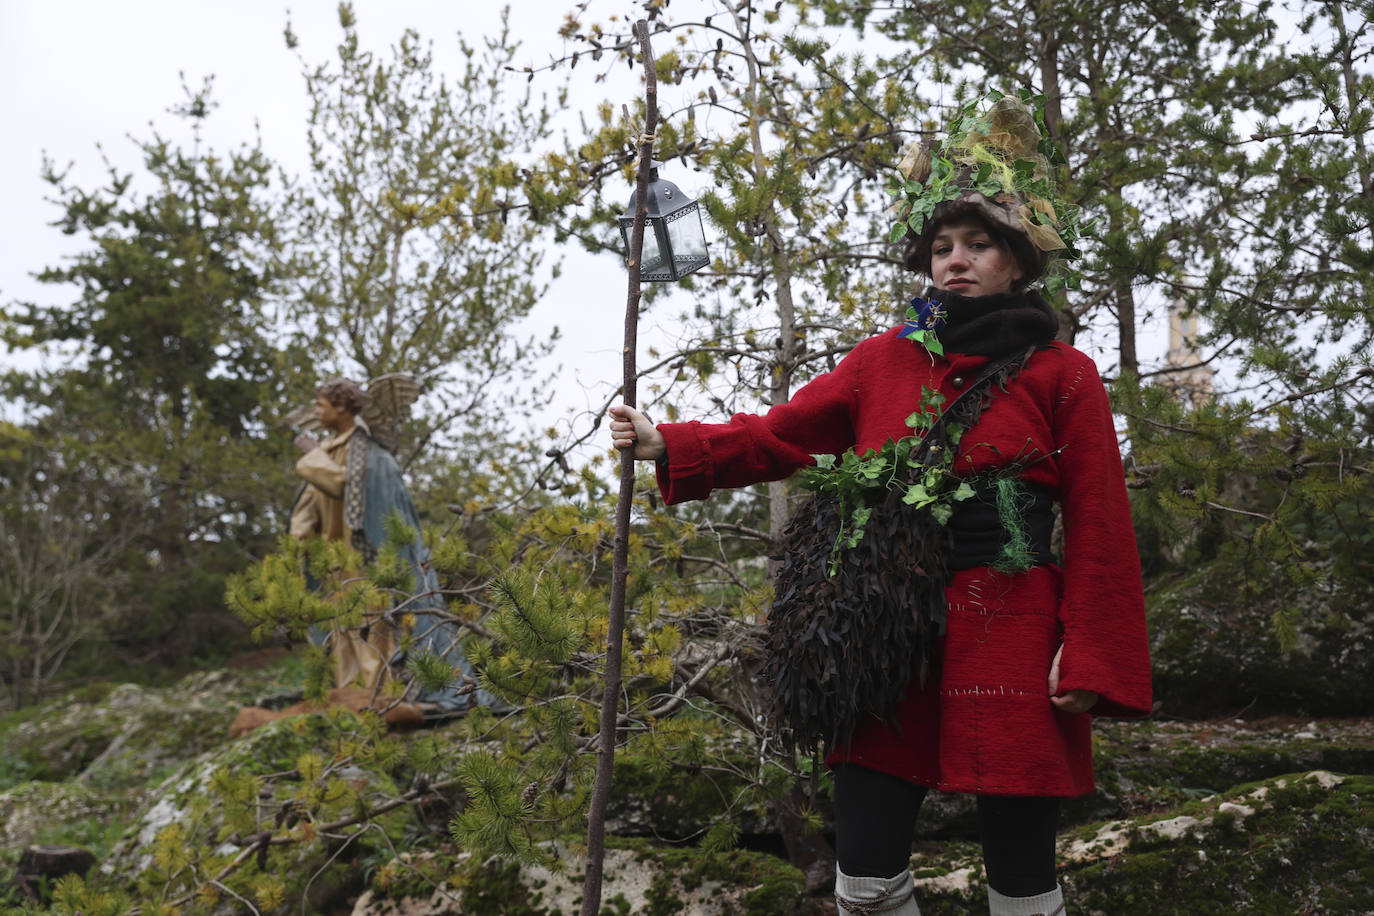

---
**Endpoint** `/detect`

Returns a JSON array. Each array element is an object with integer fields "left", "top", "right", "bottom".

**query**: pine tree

[
  {"left": 1, "top": 78, "right": 300, "bottom": 668},
  {"left": 794, "top": 0, "right": 1371, "bottom": 619},
  {"left": 830, "top": 0, "right": 1284, "bottom": 375},
  {"left": 283, "top": 4, "right": 559, "bottom": 480},
  {"left": 209, "top": 484, "right": 789, "bottom": 901},
  {"left": 1117, "top": 0, "right": 1374, "bottom": 628}
]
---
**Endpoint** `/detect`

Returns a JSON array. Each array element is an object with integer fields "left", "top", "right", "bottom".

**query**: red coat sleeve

[
  {"left": 1051, "top": 355, "right": 1153, "bottom": 718},
  {"left": 653, "top": 341, "right": 866, "bottom": 505}
]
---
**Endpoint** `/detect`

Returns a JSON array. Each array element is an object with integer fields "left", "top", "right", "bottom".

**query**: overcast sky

[
  {"left": 1, "top": 1, "right": 1162, "bottom": 441},
  {"left": 0, "top": 0, "right": 679, "bottom": 433},
  {"left": 1, "top": 2, "right": 580, "bottom": 300}
]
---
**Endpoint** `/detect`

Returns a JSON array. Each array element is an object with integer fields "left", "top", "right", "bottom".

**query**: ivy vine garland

[{"left": 797, "top": 388, "right": 975, "bottom": 575}]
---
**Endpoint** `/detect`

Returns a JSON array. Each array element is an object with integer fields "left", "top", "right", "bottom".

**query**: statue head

[{"left": 314, "top": 378, "right": 365, "bottom": 416}]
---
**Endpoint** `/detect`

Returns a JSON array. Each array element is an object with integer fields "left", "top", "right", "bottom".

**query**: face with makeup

[{"left": 929, "top": 216, "right": 1025, "bottom": 297}]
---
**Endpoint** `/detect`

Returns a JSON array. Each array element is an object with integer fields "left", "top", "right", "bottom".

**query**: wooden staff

[{"left": 580, "top": 18, "right": 657, "bottom": 916}]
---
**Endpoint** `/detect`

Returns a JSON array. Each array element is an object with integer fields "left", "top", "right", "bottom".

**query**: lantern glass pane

[
  {"left": 667, "top": 204, "right": 708, "bottom": 259},
  {"left": 663, "top": 204, "right": 709, "bottom": 279},
  {"left": 640, "top": 222, "right": 665, "bottom": 274}
]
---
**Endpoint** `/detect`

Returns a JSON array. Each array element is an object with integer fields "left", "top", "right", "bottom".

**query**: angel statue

[{"left": 287, "top": 375, "right": 495, "bottom": 718}]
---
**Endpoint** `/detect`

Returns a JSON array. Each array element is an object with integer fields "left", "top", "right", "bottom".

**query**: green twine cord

[{"left": 993, "top": 476, "right": 1037, "bottom": 572}]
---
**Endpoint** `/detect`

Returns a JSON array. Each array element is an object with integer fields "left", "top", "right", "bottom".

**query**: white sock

[
  {"left": 988, "top": 883, "right": 1065, "bottom": 916},
  {"left": 834, "top": 866, "right": 922, "bottom": 915}
]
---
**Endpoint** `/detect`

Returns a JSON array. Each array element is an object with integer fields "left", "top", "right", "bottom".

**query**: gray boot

[
  {"left": 834, "top": 866, "right": 922, "bottom": 915},
  {"left": 988, "top": 883, "right": 1065, "bottom": 916}
]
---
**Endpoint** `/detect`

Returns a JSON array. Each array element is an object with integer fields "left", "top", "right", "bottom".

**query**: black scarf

[{"left": 925, "top": 287, "right": 1059, "bottom": 357}]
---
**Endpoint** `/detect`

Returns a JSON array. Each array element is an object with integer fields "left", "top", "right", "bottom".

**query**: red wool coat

[{"left": 654, "top": 328, "right": 1152, "bottom": 797}]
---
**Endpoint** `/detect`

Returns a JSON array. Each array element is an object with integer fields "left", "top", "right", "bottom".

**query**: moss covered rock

[
  {"left": 0, "top": 781, "right": 129, "bottom": 858},
  {"left": 5, "top": 651, "right": 1370, "bottom": 916},
  {"left": 353, "top": 839, "right": 819, "bottom": 916},
  {"left": 905, "top": 770, "right": 1373, "bottom": 915},
  {"left": 0, "top": 671, "right": 262, "bottom": 793},
  {"left": 1065, "top": 770, "right": 1373, "bottom": 914},
  {"left": 1092, "top": 717, "right": 1374, "bottom": 814},
  {"left": 100, "top": 708, "right": 411, "bottom": 915}
]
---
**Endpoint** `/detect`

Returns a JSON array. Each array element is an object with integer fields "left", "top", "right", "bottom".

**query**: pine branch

[{"left": 1246, "top": 367, "right": 1374, "bottom": 419}]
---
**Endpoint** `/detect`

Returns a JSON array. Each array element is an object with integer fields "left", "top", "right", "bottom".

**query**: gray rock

[{"left": 350, "top": 841, "right": 819, "bottom": 916}]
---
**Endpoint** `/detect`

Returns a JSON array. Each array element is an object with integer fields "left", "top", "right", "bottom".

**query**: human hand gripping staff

[
  {"left": 607, "top": 405, "right": 666, "bottom": 460},
  {"left": 612, "top": 92, "right": 1151, "bottom": 916}
]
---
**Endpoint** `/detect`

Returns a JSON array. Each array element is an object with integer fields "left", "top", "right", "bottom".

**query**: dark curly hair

[
  {"left": 902, "top": 187, "right": 1045, "bottom": 287},
  {"left": 315, "top": 378, "right": 365, "bottom": 415}
]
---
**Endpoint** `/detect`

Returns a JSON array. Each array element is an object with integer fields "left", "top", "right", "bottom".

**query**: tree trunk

[
  {"left": 17, "top": 845, "right": 96, "bottom": 900},
  {"left": 1106, "top": 193, "right": 1139, "bottom": 377},
  {"left": 732, "top": 2, "right": 798, "bottom": 565},
  {"left": 1115, "top": 280, "right": 1138, "bottom": 378},
  {"left": 1037, "top": 0, "right": 1067, "bottom": 157},
  {"left": 1330, "top": 1, "right": 1372, "bottom": 203}
]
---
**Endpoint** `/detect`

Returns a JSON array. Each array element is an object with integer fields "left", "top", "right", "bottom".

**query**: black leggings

[{"left": 833, "top": 764, "right": 1060, "bottom": 897}]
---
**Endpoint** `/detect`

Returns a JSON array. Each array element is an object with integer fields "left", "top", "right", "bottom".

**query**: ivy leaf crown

[{"left": 886, "top": 89, "right": 1093, "bottom": 298}]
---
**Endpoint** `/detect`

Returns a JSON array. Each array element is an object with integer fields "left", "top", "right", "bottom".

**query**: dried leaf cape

[{"left": 761, "top": 290, "right": 1059, "bottom": 753}]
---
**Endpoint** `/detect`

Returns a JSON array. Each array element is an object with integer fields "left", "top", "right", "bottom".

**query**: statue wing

[
  {"left": 284, "top": 401, "right": 323, "bottom": 435},
  {"left": 361, "top": 373, "right": 422, "bottom": 453}
]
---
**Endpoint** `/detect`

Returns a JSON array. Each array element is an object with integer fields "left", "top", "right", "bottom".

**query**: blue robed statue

[{"left": 289, "top": 376, "right": 496, "bottom": 716}]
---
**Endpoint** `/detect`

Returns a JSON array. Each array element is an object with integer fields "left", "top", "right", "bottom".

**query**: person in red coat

[{"left": 611, "top": 96, "right": 1151, "bottom": 916}]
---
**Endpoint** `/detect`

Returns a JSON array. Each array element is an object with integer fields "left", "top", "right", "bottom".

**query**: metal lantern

[{"left": 618, "top": 163, "right": 709, "bottom": 282}]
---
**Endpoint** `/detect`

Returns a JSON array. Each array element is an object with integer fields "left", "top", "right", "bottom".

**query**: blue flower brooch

[{"left": 897, "top": 295, "right": 947, "bottom": 357}]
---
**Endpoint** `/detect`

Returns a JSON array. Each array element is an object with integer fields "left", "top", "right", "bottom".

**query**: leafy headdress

[{"left": 888, "top": 90, "right": 1087, "bottom": 297}]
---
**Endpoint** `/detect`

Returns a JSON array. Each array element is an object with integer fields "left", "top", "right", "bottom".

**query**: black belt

[{"left": 948, "top": 480, "right": 1057, "bottom": 570}]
